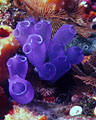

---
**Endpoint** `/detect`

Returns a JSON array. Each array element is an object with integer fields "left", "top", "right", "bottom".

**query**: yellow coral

[
  {"left": 0, "top": 0, "right": 9, "bottom": 4},
  {"left": 4, "top": 105, "right": 48, "bottom": 120},
  {"left": 0, "top": 25, "right": 19, "bottom": 55}
]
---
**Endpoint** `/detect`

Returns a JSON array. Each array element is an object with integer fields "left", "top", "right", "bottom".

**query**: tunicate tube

[
  {"left": 7, "top": 54, "right": 28, "bottom": 79},
  {"left": 23, "top": 34, "right": 46, "bottom": 67},
  {"left": 9, "top": 75, "right": 34, "bottom": 104}
]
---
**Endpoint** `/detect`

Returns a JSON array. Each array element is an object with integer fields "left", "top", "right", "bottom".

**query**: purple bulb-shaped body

[
  {"left": 9, "top": 75, "right": 34, "bottom": 104},
  {"left": 48, "top": 42, "right": 65, "bottom": 61},
  {"left": 33, "top": 20, "right": 51, "bottom": 47},
  {"left": 66, "top": 46, "right": 84, "bottom": 64},
  {"left": 25, "top": 17, "right": 37, "bottom": 24},
  {"left": 51, "top": 56, "right": 71, "bottom": 82},
  {"left": 7, "top": 54, "right": 28, "bottom": 79},
  {"left": 14, "top": 17, "right": 37, "bottom": 46},
  {"left": 23, "top": 34, "right": 46, "bottom": 67},
  {"left": 52, "top": 24, "right": 76, "bottom": 45},
  {"left": 38, "top": 62, "right": 56, "bottom": 81}
]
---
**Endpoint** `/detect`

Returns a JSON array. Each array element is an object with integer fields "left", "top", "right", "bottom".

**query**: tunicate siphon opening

[
  {"left": 12, "top": 82, "right": 27, "bottom": 95},
  {"left": 29, "top": 34, "right": 43, "bottom": 44},
  {"left": 23, "top": 43, "right": 32, "bottom": 54},
  {"left": 17, "top": 55, "right": 27, "bottom": 62},
  {"left": 0, "top": 28, "right": 10, "bottom": 38},
  {"left": 83, "top": 45, "right": 89, "bottom": 50},
  {"left": 20, "top": 21, "right": 30, "bottom": 28}
]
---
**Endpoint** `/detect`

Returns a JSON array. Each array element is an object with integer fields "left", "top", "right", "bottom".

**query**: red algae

[
  {"left": 0, "top": 86, "right": 8, "bottom": 117},
  {"left": 0, "top": 25, "right": 20, "bottom": 82},
  {"left": 0, "top": 28, "right": 10, "bottom": 38}
]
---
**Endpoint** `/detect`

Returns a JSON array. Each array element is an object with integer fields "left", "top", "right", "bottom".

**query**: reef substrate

[{"left": 1, "top": 0, "right": 96, "bottom": 120}]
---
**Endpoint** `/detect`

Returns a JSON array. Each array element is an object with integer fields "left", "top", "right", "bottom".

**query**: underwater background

[{"left": 1, "top": 0, "right": 96, "bottom": 120}]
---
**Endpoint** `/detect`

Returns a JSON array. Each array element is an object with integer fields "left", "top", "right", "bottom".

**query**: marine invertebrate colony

[
  {"left": 13, "top": 18, "right": 84, "bottom": 82},
  {"left": 7, "top": 18, "right": 84, "bottom": 104},
  {"left": 14, "top": 17, "right": 51, "bottom": 47}
]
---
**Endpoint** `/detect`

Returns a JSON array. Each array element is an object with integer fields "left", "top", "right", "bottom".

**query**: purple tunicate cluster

[
  {"left": 6, "top": 17, "right": 84, "bottom": 104},
  {"left": 14, "top": 17, "right": 51, "bottom": 47},
  {"left": 13, "top": 17, "right": 84, "bottom": 82}
]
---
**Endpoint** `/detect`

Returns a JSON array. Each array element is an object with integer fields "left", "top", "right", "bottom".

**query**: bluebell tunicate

[
  {"left": 66, "top": 46, "right": 84, "bottom": 64},
  {"left": 13, "top": 17, "right": 37, "bottom": 46},
  {"left": 38, "top": 62, "right": 56, "bottom": 81},
  {"left": 9, "top": 75, "right": 34, "bottom": 104},
  {"left": 7, "top": 54, "right": 28, "bottom": 79},
  {"left": 51, "top": 55, "right": 71, "bottom": 82},
  {"left": 13, "top": 18, "right": 84, "bottom": 83},
  {"left": 33, "top": 20, "right": 51, "bottom": 47},
  {"left": 48, "top": 42, "right": 65, "bottom": 61},
  {"left": 23, "top": 34, "right": 46, "bottom": 67},
  {"left": 52, "top": 24, "right": 77, "bottom": 45}
]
